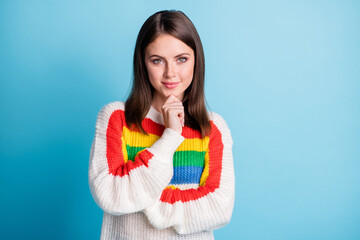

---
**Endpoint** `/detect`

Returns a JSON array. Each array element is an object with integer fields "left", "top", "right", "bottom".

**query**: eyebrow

[{"left": 148, "top": 53, "right": 191, "bottom": 59}]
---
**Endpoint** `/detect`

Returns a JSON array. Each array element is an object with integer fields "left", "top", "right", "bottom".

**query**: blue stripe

[{"left": 170, "top": 166, "right": 204, "bottom": 184}]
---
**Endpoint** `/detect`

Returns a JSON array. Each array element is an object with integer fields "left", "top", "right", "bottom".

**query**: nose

[{"left": 164, "top": 62, "right": 176, "bottom": 78}]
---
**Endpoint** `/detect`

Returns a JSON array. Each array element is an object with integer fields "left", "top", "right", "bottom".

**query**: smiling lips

[{"left": 162, "top": 82, "right": 179, "bottom": 89}]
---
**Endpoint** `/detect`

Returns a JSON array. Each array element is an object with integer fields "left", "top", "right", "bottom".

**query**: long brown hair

[{"left": 125, "top": 10, "right": 210, "bottom": 138}]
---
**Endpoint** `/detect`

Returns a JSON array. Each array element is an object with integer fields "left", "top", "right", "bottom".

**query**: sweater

[{"left": 88, "top": 101, "right": 235, "bottom": 240}]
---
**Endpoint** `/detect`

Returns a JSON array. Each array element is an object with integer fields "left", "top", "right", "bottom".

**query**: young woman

[{"left": 89, "top": 10, "right": 235, "bottom": 240}]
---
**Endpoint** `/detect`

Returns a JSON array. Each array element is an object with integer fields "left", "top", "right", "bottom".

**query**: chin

[
  {"left": 159, "top": 88, "right": 184, "bottom": 100},
  {"left": 163, "top": 91, "right": 179, "bottom": 98}
]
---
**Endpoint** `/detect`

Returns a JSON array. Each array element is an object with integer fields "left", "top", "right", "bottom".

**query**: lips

[{"left": 162, "top": 82, "right": 179, "bottom": 89}]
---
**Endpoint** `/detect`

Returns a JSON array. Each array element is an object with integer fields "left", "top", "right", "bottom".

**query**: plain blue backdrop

[{"left": 1, "top": 0, "right": 359, "bottom": 239}]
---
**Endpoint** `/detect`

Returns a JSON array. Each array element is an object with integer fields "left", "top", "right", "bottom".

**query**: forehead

[{"left": 145, "top": 34, "right": 194, "bottom": 56}]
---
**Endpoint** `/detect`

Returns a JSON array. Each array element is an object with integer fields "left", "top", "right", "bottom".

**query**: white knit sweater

[{"left": 88, "top": 102, "right": 235, "bottom": 240}]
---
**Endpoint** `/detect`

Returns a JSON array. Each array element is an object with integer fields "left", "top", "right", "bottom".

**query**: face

[{"left": 144, "top": 34, "right": 195, "bottom": 103}]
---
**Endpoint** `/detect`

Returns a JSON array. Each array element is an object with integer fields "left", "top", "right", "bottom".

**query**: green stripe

[
  {"left": 126, "top": 145, "right": 205, "bottom": 166},
  {"left": 173, "top": 151, "right": 205, "bottom": 167},
  {"left": 126, "top": 146, "right": 146, "bottom": 162}
]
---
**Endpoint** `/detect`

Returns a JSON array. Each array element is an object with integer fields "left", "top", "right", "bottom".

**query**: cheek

[
  {"left": 147, "top": 66, "right": 163, "bottom": 83},
  {"left": 180, "top": 63, "right": 194, "bottom": 82}
]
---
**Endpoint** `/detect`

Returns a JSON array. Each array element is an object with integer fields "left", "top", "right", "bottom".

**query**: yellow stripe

[
  {"left": 165, "top": 185, "right": 178, "bottom": 190},
  {"left": 199, "top": 151, "right": 210, "bottom": 186},
  {"left": 177, "top": 136, "right": 209, "bottom": 152},
  {"left": 123, "top": 127, "right": 160, "bottom": 147},
  {"left": 122, "top": 127, "right": 210, "bottom": 180},
  {"left": 121, "top": 135, "right": 128, "bottom": 163},
  {"left": 124, "top": 126, "right": 210, "bottom": 152}
]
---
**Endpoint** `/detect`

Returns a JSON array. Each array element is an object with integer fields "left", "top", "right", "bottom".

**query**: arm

[
  {"left": 143, "top": 112, "right": 235, "bottom": 234},
  {"left": 88, "top": 102, "right": 184, "bottom": 215}
]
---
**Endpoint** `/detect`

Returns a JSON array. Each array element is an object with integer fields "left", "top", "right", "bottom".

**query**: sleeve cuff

[{"left": 148, "top": 128, "right": 185, "bottom": 161}]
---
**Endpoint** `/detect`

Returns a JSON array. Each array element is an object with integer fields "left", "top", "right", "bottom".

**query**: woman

[{"left": 89, "top": 10, "right": 235, "bottom": 240}]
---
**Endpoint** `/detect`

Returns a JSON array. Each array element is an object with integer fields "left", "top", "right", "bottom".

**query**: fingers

[
  {"left": 161, "top": 95, "right": 185, "bottom": 129},
  {"left": 161, "top": 102, "right": 183, "bottom": 109},
  {"left": 161, "top": 95, "right": 184, "bottom": 113},
  {"left": 162, "top": 106, "right": 184, "bottom": 119},
  {"left": 179, "top": 111, "right": 185, "bottom": 127}
]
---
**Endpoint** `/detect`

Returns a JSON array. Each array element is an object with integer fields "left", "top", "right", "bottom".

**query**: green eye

[
  {"left": 178, "top": 57, "right": 187, "bottom": 63},
  {"left": 153, "top": 59, "right": 162, "bottom": 64}
]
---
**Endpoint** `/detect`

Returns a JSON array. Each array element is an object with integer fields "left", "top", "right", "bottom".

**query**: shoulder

[
  {"left": 207, "top": 111, "right": 233, "bottom": 146},
  {"left": 208, "top": 110, "right": 230, "bottom": 133},
  {"left": 98, "top": 101, "right": 125, "bottom": 115},
  {"left": 96, "top": 101, "right": 125, "bottom": 119},
  {"left": 95, "top": 101, "right": 125, "bottom": 127}
]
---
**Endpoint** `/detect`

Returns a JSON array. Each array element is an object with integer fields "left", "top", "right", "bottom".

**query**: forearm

[
  {"left": 88, "top": 102, "right": 185, "bottom": 215},
  {"left": 143, "top": 113, "right": 235, "bottom": 234}
]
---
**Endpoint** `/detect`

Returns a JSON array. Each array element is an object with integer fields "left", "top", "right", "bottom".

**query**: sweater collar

[{"left": 147, "top": 105, "right": 164, "bottom": 126}]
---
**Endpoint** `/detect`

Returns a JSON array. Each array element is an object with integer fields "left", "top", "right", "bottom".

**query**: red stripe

[
  {"left": 106, "top": 109, "right": 154, "bottom": 176},
  {"left": 159, "top": 121, "right": 224, "bottom": 203},
  {"left": 141, "top": 118, "right": 165, "bottom": 136},
  {"left": 181, "top": 125, "right": 203, "bottom": 139},
  {"left": 128, "top": 110, "right": 204, "bottom": 139},
  {"left": 120, "top": 110, "right": 165, "bottom": 136},
  {"left": 106, "top": 108, "right": 208, "bottom": 179}
]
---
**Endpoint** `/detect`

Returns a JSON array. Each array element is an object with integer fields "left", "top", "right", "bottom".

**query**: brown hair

[{"left": 125, "top": 10, "right": 211, "bottom": 138}]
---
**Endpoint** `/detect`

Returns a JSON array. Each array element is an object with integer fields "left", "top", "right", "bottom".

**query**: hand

[{"left": 161, "top": 95, "right": 185, "bottom": 135}]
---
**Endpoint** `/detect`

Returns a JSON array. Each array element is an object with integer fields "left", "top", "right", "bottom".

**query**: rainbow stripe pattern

[{"left": 88, "top": 101, "right": 235, "bottom": 239}]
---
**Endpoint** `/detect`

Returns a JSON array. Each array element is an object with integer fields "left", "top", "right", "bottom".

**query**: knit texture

[{"left": 88, "top": 101, "right": 235, "bottom": 240}]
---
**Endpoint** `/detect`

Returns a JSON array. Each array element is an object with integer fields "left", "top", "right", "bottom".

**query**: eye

[
  {"left": 177, "top": 57, "right": 187, "bottom": 63},
  {"left": 152, "top": 59, "right": 163, "bottom": 64}
]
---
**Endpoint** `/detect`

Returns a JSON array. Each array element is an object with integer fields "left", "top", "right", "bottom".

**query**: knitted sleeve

[
  {"left": 88, "top": 102, "right": 185, "bottom": 215},
  {"left": 143, "top": 112, "right": 235, "bottom": 234}
]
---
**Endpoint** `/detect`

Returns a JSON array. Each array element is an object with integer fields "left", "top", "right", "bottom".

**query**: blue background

[{"left": 1, "top": 0, "right": 359, "bottom": 239}]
